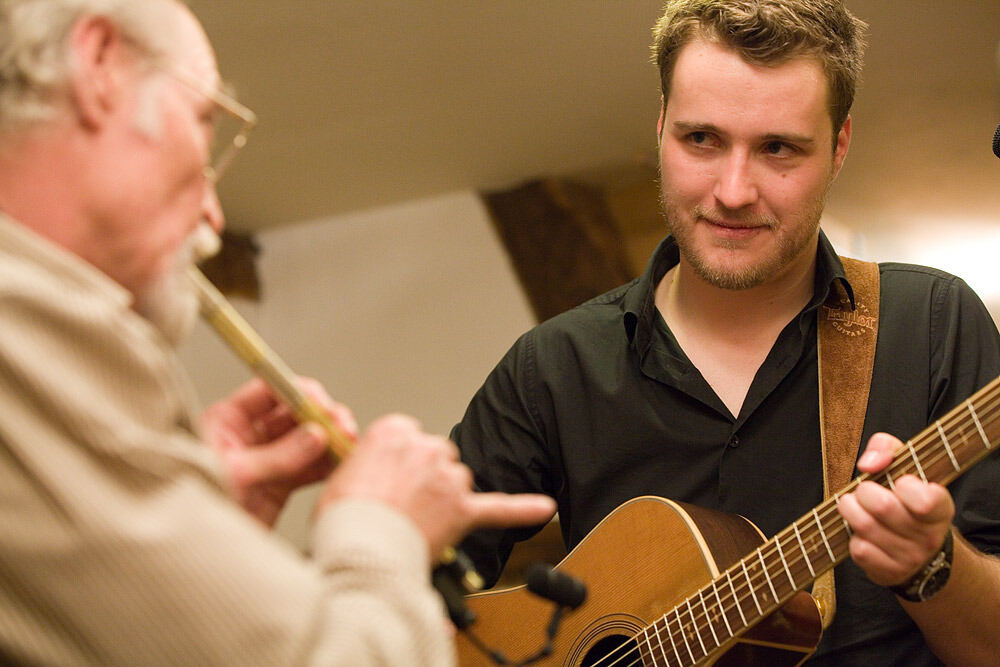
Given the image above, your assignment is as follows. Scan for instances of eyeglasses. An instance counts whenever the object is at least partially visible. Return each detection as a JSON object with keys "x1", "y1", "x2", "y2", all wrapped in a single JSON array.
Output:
[{"x1": 152, "y1": 61, "x2": 258, "y2": 184}]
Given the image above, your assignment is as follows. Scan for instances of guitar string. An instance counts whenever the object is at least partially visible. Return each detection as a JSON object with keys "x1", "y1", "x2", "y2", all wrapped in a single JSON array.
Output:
[{"x1": 584, "y1": 384, "x2": 1000, "y2": 667}]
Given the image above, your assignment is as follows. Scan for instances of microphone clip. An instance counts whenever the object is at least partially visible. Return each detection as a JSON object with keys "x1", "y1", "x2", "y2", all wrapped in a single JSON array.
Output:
[{"x1": 461, "y1": 562, "x2": 588, "y2": 666}]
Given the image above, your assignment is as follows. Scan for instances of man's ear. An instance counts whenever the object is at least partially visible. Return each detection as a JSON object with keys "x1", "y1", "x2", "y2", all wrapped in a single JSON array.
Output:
[
  {"x1": 67, "y1": 15, "x2": 130, "y2": 130},
  {"x1": 831, "y1": 115, "x2": 852, "y2": 180},
  {"x1": 657, "y1": 96, "x2": 665, "y2": 140}
]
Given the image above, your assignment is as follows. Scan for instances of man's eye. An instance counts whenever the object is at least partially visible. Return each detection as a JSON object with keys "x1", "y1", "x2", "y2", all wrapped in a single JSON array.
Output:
[
  {"x1": 764, "y1": 141, "x2": 792, "y2": 156},
  {"x1": 201, "y1": 110, "x2": 217, "y2": 129},
  {"x1": 689, "y1": 131, "x2": 709, "y2": 145}
]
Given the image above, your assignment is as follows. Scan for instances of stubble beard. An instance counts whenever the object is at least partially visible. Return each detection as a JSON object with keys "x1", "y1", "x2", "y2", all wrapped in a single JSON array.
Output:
[{"x1": 661, "y1": 189, "x2": 828, "y2": 291}]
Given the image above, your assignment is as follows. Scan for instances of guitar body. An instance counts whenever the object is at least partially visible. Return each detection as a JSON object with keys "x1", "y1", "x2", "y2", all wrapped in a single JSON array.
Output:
[{"x1": 456, "y1": 496, "x2": 822, "y2": 666}]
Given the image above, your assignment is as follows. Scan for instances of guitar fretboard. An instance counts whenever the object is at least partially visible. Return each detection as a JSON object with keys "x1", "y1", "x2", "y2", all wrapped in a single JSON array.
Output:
[{"x1": 623, "y1": 377, "x2": 1000, "y2": 667}]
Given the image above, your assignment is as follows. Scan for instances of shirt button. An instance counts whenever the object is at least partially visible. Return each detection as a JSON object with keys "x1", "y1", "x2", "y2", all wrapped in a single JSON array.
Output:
[{"x1": 728, "y1": 435, "x2": 740, "y2": 448}]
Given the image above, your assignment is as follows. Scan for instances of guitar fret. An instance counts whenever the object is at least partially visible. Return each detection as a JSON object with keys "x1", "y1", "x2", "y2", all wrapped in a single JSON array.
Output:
[
  {"x1": 652, "y1": 623, "x2": 668, "y2": 666},
  {"x1": 936, "y1": 420, "x2": 961, "y2": 471},
  {"x1": 699, "y1": 589, "x2": 720, "y2": 648},
  {"x1": 686, "y1": 597, "x2": 708, "y2": 657},
  {"x1": 885, "y1": 469, "x2": 896, "y2": 490},
  {"x1": 639, "y1": 627, "x2": 654, "y2": 665},
  {"x1": 757, "y1": 549, "x2": 778, "y2": 605},
  {"x1": 813, "y1": 509, "x2": 836, "y2": 562},
  {"x1": 742, "y1": 560, "x2": 763, "y2": 615},
  {"x1": 652, "y1": 625, "x2": 671, "y2": 665},
  {"x1": 666, "y1": 610, "x2": 684, "y2": 666},
  {"x1": 712, "y1": 580, "x2": 734, "y2": 637},
  {"x1": 678, "y1": 605, "x2": 696, "y2": 666},
  {"x1": 833, "y1": 492, "x2": 852, "y2": 536},
  {"x1": 907, "y1": 440, "x2": 928, "y2": 482},
  {"x1": 967, "y1": 400, "x2": 991, "y2": 450},
  {"x1": 775, "y1": 535, "x2": 796, "y2": 589},
  {"x1": 792, "y1": 523, "x2": 816, "y2": 577},
  {"x1": 727, "y1": 570, "x2": 748, "y2": 626}
]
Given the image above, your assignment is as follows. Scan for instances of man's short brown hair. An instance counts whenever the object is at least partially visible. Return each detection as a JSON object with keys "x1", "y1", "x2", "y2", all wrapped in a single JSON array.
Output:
[{"x1": 652, "y1": 0, "x2": 867, "y2": 134}]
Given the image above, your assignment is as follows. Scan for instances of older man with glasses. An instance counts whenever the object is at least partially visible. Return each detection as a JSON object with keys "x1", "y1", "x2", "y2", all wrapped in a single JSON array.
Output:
[{"x1": 0, "y1": 1, "x2": 555, "y2": 665}]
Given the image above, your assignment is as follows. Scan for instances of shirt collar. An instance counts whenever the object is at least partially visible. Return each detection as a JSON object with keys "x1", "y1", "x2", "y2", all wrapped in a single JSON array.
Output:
[
  {"x1": 0, "y1": 212, "x2": 133, "y2": 310},
  {"x1": 622, "y1": 229, "x2": 855, "y2": 351}
]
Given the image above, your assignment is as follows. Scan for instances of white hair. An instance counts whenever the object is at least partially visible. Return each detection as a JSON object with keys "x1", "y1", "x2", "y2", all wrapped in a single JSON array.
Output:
[{"x1": 0, "y1": 0, "x2": 186, "y2": 135}]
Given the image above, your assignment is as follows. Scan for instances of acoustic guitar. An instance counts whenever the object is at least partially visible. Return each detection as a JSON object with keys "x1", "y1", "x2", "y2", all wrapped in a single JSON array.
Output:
[{"x1": 456, "y1": 376, "x2": 1000, "y2": 666}]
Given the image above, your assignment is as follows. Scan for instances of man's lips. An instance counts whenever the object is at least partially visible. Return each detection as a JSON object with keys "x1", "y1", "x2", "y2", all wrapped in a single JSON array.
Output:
[{"x1": 700, "y1": 217, "x2": 768, "y2": 238}]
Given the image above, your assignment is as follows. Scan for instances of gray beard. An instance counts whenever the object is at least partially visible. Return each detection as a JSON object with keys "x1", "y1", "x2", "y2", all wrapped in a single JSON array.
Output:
[{"x1": 134, "y1": 223, "x2": 219, "y2": 346}]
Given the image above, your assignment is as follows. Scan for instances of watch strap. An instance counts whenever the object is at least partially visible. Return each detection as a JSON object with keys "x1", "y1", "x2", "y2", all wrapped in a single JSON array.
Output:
[{"x1": 889, "y1": 528, "x2": 954, "y2": 602}]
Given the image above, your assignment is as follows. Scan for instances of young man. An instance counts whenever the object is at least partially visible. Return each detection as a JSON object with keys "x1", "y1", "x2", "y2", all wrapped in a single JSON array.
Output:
[
  {"x1": 452, "y1": 1, "x2": 1000, "y2": 664},
  {"x1": 0, "y1": 1, "x2": 554, "y2": 664}
]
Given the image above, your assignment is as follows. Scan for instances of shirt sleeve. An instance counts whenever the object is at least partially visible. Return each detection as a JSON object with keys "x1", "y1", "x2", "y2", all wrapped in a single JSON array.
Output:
[
  {"x1": 451, "y1": 329, "x2": 557, "y2": 586},
  {"x1": 927, "y1": 274, "x2": 1000, "y2": 556},
  {"x1": 0, "y1": 279, "x2": 455, "y2": 665}
]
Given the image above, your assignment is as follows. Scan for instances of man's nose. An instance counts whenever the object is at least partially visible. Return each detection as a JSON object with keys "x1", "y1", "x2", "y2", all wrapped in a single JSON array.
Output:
[
  {"x1": 713, "y1": 149, "x2": 759, "y2": 210},
  {"x1": 202, "y1": 181, "x2": 225, "y2": 234}
]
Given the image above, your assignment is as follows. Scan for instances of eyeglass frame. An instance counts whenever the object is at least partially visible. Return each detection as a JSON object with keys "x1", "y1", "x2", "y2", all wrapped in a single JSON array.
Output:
[{"x1": 147, "y1": 59, "x2": 258, "y2": 184}]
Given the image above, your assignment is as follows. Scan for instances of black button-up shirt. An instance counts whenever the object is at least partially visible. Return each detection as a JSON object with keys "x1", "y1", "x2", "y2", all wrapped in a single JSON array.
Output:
[{"x1": 454, "y1": 232, "x2": 1000, "y2": 665}]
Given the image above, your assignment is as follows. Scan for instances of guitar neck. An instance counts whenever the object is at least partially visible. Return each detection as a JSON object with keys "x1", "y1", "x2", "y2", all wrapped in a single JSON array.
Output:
[{"x1": 638, "y1": 376, "x2": 1000, "y2": 666}]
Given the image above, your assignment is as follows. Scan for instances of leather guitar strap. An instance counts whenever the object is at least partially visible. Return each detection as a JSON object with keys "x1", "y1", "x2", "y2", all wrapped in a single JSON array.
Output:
[{"x1": 813, "y1": 256, "x2": 880, "y2": 629}]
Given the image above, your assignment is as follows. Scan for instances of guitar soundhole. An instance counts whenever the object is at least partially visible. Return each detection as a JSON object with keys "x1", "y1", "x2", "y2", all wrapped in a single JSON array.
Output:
[{"x1": 581, "y1": 634, "x2": 641, "y2": 667}]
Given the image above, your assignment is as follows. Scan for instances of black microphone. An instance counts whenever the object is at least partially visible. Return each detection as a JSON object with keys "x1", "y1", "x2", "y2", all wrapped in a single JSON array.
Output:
[
  {"x1": 461, "y1": 563, "x2": 588, "y2": 665},
  {"x1": 525, "y1": 563, "x2": 587, "y2": 609},
  {"x1": 993, "y1": 123, "x2": 1000, "y2": 159}
]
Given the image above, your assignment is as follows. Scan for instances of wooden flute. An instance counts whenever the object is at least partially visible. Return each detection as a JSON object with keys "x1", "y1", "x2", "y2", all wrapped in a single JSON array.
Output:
[{"x1": 186, "y1": 266, "x2": 355, "y2": 460}]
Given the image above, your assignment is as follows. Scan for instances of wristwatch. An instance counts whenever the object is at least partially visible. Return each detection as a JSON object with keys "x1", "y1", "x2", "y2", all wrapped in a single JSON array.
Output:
[{"x1": 889, "y1": 528, "x2": 954, "y2": 602}]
